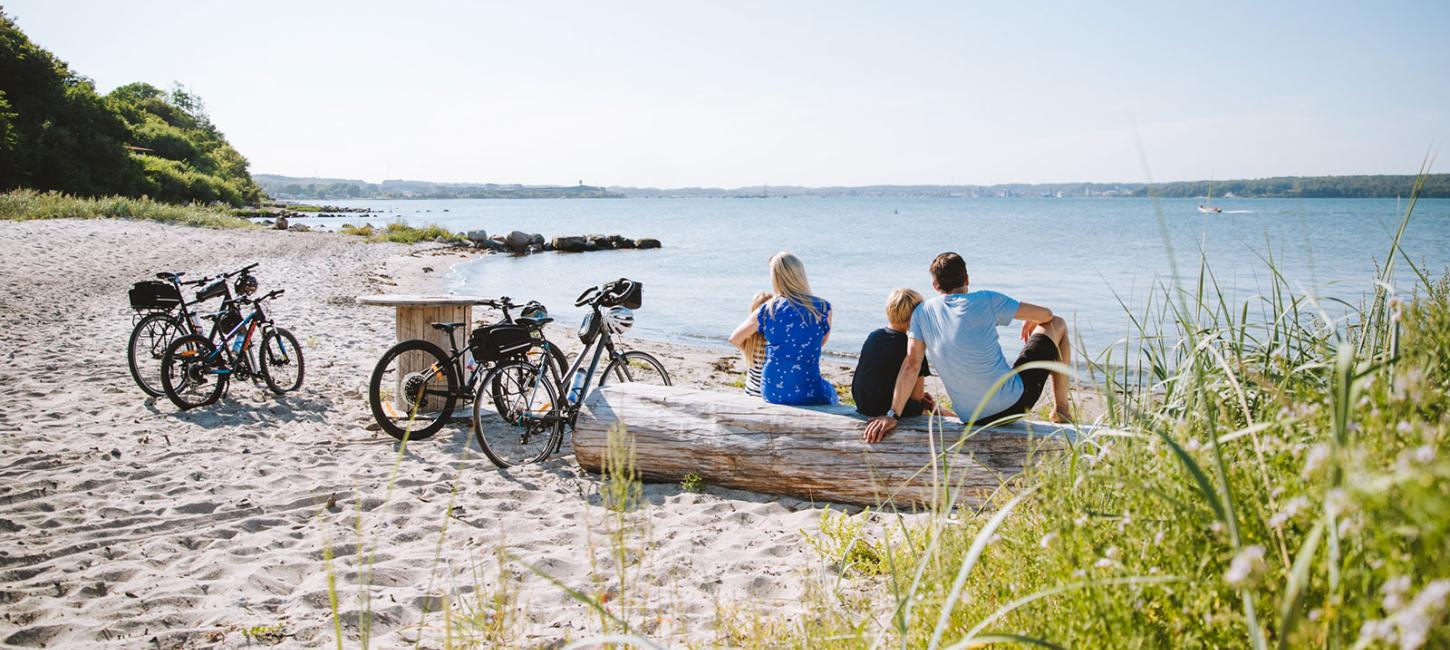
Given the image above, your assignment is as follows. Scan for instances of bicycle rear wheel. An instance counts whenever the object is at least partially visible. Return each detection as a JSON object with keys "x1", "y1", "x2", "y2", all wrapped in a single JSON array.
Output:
[
  {"x1": 160, "y1": 334, "x2": 226, "y2": 409},
  {"x1": 368, "y1": 339, "x2": 459, "y2": 442},
  {"x1": 474, "y1": 360, "x2": 562, "y2": 467},
  {"x1": 598, "y1": 350, "x2": 671, "y2": 388},
  {"x1": 128, "y1": 312, "x2": 182, "y2": 397}
]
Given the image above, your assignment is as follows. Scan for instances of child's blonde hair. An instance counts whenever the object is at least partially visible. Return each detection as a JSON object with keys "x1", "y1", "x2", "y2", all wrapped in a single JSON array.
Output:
[
  {"x1": 743, "y1": 291, "x2": 773, "y2": 368},
  {"x1": 885, "y1": 288, "x2": 924, "y2": 328}
]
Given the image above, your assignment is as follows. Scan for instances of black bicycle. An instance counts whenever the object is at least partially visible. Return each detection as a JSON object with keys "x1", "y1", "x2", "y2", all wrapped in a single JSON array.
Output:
[
  {"x1": 471, "y1": 278, "x2": 670, "y2": 467},
  {"x1": 159, "y1": 289, "x2": 304, "y2": 409},
  {"x1": 127, "y1": 263, "x2": 257, "y2": 397},
  {"x1": 366, "y1": 297, "x2": 569, "y2": 441}
]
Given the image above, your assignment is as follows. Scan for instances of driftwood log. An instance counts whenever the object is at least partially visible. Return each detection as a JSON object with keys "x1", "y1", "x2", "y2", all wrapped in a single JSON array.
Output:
[{"x1": 573, "y1": 383, "x2": 1074, "y2": 508}]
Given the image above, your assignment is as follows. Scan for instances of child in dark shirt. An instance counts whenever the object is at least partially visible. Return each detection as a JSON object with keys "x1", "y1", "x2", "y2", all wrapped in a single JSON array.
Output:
[{"x1": 851, "y1": 288, "x2": 947, "y2": 418}]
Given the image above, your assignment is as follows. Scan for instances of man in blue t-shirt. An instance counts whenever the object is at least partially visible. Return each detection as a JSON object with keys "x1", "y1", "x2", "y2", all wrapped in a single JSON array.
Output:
[{"x1": 863, "y1": 252, "x2": 1072, "y2": 443}]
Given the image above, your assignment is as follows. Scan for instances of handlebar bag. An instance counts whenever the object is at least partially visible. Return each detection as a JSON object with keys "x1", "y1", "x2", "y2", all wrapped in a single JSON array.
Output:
[
  {"x1": 196, "y1": 278, "x2": 228, "y2": 302},
  {"x1": 470, "y1": 324, "x2": 533, "y2": 362},
  {"x1": 607, "y1": 281, "x2": 643, "y2": 309},
  {"x1": 129, "y1": 281, "x2": 182, "y2": 310}
]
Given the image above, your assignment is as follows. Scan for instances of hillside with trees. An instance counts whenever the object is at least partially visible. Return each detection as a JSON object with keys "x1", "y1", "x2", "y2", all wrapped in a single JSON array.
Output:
[{"x1": 0, "y1": 10, "x2": 260, "y2": 205}]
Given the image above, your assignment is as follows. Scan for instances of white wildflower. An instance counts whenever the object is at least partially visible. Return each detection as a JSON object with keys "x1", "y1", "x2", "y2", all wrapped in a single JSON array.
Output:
[
  {"x1": 1094, "y1": 557, "x2": 1115, "y2": 569},
  {"x1": 1039, "y1": 532, "x2": 1057, "y2": 549},
  {"x1": 1308, "y1": 608, "x2": 1322, "y2": 622},
  {"x1": 1185, "y1": 438, "x2": 1203, "y2": 452},
  {"x1": 1224, "y1": 545, "x2": 1266, "y2": 588},
  {"x1": 1210, "y1": 520, "x2": 1226, "y2": 535},
  {"x1": 1413, "y1": 445, "x2": 1435, "y2": 464},
  {"x1": 1303, "y1": 443, "x2": 1332, "y2": 478},
  {"x1": 1104, "y1": 546, "x2": 1119, "y2": 559},
  {"x1": 1383, "y1": 576, "x2": 1413, "y2": 612},
  {"x1": 1397, "y1": 420, "x2": 1414, "y2": 435},
  {"x1": 1325, "y1": 488, "x2": 1352, "y2": 519},
  {"x1": 1153, "y1": 529, "x2": 1165, "y2": 545},
  {"x1": 1118, "y1": 511, "x2": 1133, "y2": 533},
  {"x1": 1074, "y1": 514, "x2": 1089, "y2": 527},
  {"x1": 1270, "y1": 497, "x2": 1311, "y2": 529},
  {"x1": 1396, "y1": 580, "x2": 1450, "y2": 650}
]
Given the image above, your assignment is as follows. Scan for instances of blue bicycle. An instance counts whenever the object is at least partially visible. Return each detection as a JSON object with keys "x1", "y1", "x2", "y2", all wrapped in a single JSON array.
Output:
[{"x1": 158, "y1": 289, "x2": 304, "y2": 409}]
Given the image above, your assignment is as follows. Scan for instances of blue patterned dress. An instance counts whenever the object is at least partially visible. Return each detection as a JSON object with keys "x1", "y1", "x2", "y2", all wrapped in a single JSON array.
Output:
[{"x1": 755, "y1": 296, "x2": 837, "y2": 405}]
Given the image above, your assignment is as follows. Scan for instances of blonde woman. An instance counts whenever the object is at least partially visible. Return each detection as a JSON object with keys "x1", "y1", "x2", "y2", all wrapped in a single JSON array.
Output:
[
  {"x1": 729, "y1": 252, "x2": 837, "y2": 405},
  {"x1": 740, "y1": 291, "x2": 773, "y2": 398}
]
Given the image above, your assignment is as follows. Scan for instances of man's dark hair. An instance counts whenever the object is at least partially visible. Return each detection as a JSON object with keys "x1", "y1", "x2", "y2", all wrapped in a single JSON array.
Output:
[{"x1": 930, "y1": 252, "x2": 968, "y2": 291}]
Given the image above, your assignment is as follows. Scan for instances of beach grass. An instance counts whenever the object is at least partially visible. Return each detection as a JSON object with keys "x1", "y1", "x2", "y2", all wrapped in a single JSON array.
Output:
[
  {"x1": 339, "y1": 222, "x2": 468, "y2": 244},
  {"x1": 0, "y1": 189, "x2": 257, "y2": 229}
]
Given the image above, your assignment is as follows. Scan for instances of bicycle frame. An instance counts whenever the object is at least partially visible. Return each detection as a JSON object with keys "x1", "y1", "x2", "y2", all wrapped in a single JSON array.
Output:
[{"x1": 199, "y1": 299, "x2": 274, "y2": 377}]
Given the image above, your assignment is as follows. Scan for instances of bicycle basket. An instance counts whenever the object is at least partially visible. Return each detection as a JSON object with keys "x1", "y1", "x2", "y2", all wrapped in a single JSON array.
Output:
[
  {"x1": 129, "y1": 281, "x2": 181, "y2": 311},
  {"x1": 196, "y1": 278, "x2": 228, "y2": 302},
  {"x1": 470, "y1": 323, "x2": 533, "y2": 362},
  {"x1": 605, "y1": 281, "x2": 642, "y2": 309}
]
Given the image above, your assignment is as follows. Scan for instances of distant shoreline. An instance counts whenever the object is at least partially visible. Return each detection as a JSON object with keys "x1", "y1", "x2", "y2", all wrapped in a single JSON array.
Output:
[{"x1": 257, "y1": 173, "x2": 1450, "y2": 201}]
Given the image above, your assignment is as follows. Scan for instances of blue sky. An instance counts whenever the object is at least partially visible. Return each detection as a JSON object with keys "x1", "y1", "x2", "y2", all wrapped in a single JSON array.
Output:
[{"x1": 7, "y1": 1, "x2": 1448, "y2": 186}]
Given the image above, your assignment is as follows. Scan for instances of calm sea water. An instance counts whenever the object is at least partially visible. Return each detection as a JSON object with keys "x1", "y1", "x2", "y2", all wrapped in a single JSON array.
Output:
[{"x1": 321, "y1": 197, "x2": 1450, "y2": 359}]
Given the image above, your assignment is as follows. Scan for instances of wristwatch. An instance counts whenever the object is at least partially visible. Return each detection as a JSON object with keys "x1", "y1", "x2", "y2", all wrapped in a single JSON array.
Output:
[{"x1": 885, "y1": 408, "x2": 898, "y2": 420}]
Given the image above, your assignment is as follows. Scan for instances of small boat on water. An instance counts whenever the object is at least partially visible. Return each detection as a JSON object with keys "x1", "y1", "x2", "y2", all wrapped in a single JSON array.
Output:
[{"x1": 1199, "y1": 178, "x2": 1223, "y2": 214}]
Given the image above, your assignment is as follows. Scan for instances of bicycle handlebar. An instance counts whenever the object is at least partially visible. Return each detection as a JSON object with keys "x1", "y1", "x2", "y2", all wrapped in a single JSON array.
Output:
[{"x1": 574, "y1": 278, "x2": 635, "y2": 308}]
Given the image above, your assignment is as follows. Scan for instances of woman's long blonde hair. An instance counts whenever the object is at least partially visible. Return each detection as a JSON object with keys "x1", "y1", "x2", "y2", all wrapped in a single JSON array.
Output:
[
  {"x1": 743, "y1": 291, "x2": 773, "y2": 368},
  {"x1": 767, "y1": 251, "x2": 823, "y2": 320}
]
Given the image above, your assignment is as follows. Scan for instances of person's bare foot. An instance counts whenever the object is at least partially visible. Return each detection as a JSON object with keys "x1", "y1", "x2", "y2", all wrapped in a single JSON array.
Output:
[{"x1": 1050, "y1": 408, "x2": 1074, "y2": 424}]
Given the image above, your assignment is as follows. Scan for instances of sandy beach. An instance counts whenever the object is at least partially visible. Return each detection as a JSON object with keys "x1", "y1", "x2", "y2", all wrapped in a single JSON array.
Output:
[{"x1": 0, "y1": 219, "x2": 967, "y2": 647}]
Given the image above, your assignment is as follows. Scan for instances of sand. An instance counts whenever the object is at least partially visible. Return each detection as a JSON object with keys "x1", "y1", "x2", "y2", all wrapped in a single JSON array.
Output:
[
  {"x1": 0, "y1": 219, "x2": 921, "y2": 648},
  {"x1": 0, "y1": 219, "x2": 1100, "y2": 647}
]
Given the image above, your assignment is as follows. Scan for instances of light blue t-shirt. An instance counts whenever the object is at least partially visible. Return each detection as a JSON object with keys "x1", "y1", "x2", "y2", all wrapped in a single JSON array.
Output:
[{"x1": 908, "y1": 291, "x2": 1022, "y2": 421}]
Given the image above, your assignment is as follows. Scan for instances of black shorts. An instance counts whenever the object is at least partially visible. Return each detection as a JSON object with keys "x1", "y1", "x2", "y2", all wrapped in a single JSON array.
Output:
[{"x1": 977, "y1": 333, "x2": 1058, "y2": 423}]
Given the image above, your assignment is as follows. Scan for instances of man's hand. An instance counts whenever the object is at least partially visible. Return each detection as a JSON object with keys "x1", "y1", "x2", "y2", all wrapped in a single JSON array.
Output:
[
  {"x1": 1021, "y1": 319, "x2": 1039, "y2": 342},
  {"x1": 863, "y1": 415, "x2": 897, "y2": 444}
]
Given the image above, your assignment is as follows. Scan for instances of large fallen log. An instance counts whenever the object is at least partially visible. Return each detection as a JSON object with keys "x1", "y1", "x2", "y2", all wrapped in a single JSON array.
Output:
[{"x1": 573, "y1": 383, "x2": 1075, "y2": 508}]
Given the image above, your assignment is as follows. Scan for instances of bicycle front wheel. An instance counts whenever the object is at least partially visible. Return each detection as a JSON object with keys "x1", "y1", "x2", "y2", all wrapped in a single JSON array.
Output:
[
  {"x1": 368, "y1": 339, "x2": 459, "y2": 442},
  {"x1": 128, "y1": 312, "x2": 183, "y2": 397},
  {"x1": 160, "y1": 334, "x2": 225, "y2": 410},
  {"x1": 260, "y1": 327, "x2": 305, "y2": 394},
  {"x1": 598, "y1": 350, "x2": 672, "y2": 388},
  {"x1": 474, "y1": 361, "x2": 562, "y2": 467}
]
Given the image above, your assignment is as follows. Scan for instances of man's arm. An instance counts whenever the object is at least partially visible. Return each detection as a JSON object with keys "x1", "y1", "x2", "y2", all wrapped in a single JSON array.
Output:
[
  {"x1": 1015, "y1": 301, "x2": 1054, "y2": 342},
  {"x1": 863, "y1": 338, "x2": 926, "y2": 443}
]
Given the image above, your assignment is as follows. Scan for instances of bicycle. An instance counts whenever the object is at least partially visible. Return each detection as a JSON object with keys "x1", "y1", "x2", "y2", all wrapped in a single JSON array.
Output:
[
  {"x1": 126, "y1": 263, "x2": 257, "y2": 397},
  {"x1": 366, "y1": 297, "x2": 569, "y2": 441},
  {"x1": 471, "y1": 278, "x2": 670, "y2": 467},
  {"x1": 158, "y1": 289, "x2": 305, "y2": 409}
]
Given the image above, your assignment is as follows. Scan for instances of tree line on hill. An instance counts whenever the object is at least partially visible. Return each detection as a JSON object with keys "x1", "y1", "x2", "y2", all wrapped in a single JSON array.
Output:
[
  {"x1": 1135, "y1": 175, "x2": 1450, "y2": 199},
  {"x1": 0, "y1": 10, "x2": 260, "y2": 205},
  {"x1": 254, "y1": 175, "x2": 623, "y2": 200}
]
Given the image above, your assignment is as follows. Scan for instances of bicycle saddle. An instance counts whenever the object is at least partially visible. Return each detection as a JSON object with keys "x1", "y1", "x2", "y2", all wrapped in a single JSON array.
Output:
[
  {"x1": 517, "y1": 316, "x2": 554, "y2": 327},
  {"x1": 156, "y1": 272, "x2": 184, "y2": 280},
  {"x1": 430, "y1": 321, "x2": 467, "y2": 332}
]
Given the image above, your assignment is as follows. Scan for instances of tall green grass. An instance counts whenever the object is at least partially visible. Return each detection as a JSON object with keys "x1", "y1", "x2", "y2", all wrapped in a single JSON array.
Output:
[
  {"x1": 0, "y1": 189, "x2": 256, "y2": 229},
  {"x1": 339, "y1": 222, "x2": 468, "y2": 244}
]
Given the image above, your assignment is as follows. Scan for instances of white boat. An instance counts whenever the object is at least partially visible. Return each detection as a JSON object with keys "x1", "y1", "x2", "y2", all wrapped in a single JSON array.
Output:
[{"x1": 1199, "y1": 178, "x2": 1223, "y2": 214}]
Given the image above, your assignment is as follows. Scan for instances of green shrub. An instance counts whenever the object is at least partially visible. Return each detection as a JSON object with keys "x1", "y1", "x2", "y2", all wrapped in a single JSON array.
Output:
[{"x1": 0, "y1": 189, "x2": 254, "y2": 229}]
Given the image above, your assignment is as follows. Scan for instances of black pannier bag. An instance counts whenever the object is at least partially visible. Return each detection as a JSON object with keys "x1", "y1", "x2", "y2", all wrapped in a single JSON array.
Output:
[
  {"x1": 196, "y1": 278, "x2": 228, "y2": 302},
  {"x1": 217, "y1": 309, "x2": 244, "y2": 336},
  {"x1": 609, "y1": 280, "x2": 643, "y2": 309},
  {"x1": 470, "y1": 324, "x2": 533, "y2": 362},
  {"x1": 129, "y1": 281, "x2": 182, "y2": 311}
]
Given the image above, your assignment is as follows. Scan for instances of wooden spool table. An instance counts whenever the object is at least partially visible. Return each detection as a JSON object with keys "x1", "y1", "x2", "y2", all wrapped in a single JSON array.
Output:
[{"x1": 357, "y1": 294, "x2": 490, "y2": 412}]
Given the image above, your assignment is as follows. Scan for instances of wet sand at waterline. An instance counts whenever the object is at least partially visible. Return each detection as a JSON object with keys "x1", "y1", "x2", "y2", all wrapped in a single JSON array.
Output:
[{"x1": 0, "y1": 219, "x2": 1098, "y2": 646}]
